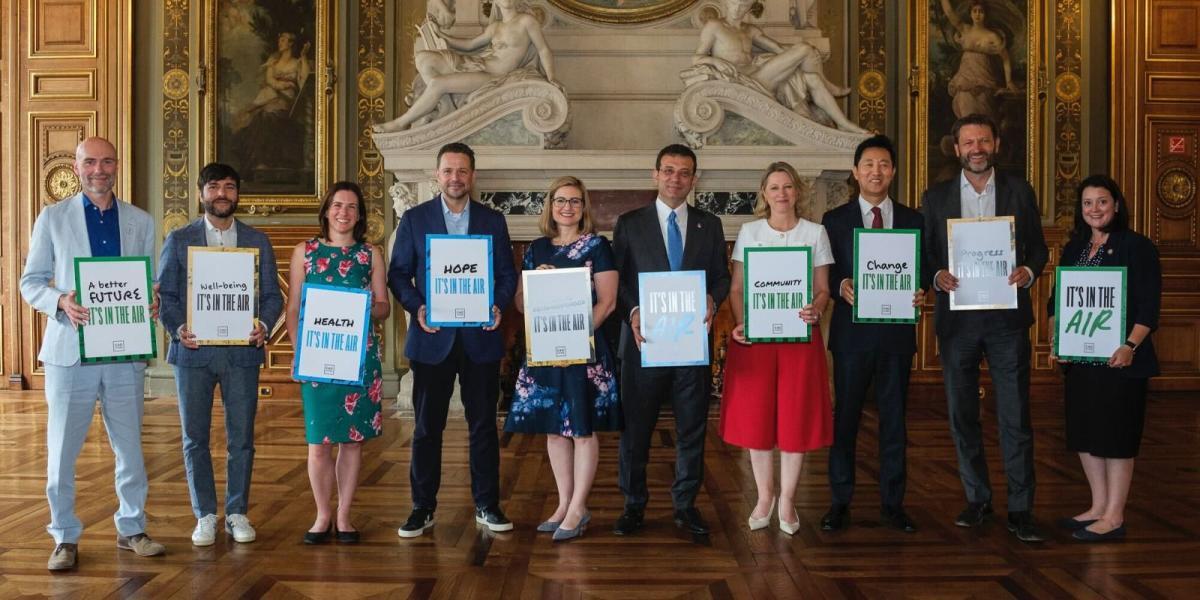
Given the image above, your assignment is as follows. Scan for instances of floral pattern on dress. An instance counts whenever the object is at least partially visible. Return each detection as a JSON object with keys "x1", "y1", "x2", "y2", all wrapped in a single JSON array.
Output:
[
  {"x1": 300, "y1": 239, "x2": 384, "y2": 444},
  {"x1": 503, "y1": 234, "x2": 621, "y2": 437}
]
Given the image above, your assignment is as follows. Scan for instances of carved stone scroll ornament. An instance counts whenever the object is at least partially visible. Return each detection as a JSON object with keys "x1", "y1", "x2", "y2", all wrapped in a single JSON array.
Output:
[
  {"x1": 374, "y1": 78, "x2": 569, "y2": 151},
  {"x1": 674, "y1": 81, "x2": 867, "y2": 150}
]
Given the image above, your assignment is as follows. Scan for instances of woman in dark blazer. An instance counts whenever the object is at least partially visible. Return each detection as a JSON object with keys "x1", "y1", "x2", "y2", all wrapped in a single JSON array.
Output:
[{"x1": 1048, "y1": 174, "x2": 1161, "y2": 542}]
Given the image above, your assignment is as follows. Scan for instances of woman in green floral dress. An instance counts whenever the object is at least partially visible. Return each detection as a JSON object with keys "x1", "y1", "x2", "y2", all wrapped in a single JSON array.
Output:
[{"x1": 286, "y1": 181, "x2": 390, "y2": 543}]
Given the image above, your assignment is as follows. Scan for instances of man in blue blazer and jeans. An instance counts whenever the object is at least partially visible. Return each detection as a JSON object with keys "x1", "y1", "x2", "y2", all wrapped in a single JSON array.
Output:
[
  {"x1": 389, "y1": 143, "x2": 518, "y2": 537},
  {"x1": 157, "y1": 163, "x2": 283, "y2": 547}
]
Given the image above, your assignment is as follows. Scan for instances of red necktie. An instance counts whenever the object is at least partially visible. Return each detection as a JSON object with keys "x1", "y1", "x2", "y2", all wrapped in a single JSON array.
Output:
[{"x1": 871, "y1": 206, "x2": 883, "y2": 229}]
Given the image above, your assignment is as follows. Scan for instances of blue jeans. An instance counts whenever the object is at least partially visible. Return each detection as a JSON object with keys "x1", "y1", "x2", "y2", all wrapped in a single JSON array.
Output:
[
  {"x1": 174, "y1": 352, "x2": 260, "y2": 518},
  {"x1": 44, "y1": 362, "x2": 148, "y2": 543}
]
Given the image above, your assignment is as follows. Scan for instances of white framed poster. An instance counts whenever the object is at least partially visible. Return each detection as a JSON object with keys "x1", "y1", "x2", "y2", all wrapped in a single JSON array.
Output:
[
  {"x1": 638, "y1": 270, "x2": 708, "y2": 367},
  {"x1": 293, "y1": 284, "x2": 372, "y2": 386},
  {"x1": 1054, "y1": 267, "x2": 1127, "y2": 363},
  {"x1": 947, "y1": 216, "x2": 1017, "y2": 310},
  {"x1": 425, "y1": 234, "x2": 494, "y2": 327},
  {"x1": 74, "y1": 256, "x2": 157, "y2": 363},
  {"x1": 187, "y1": 247, "x2": 259, "y2": 345},
  {"x1": 523, "y1": 267, "x2": 594, "y2": 366},
  {"x1": 853, "y1": 229, "x2": 921, "y2": 324},
  {"x1": 743, "y1": 246, "x2": 812, "y2": 342}
]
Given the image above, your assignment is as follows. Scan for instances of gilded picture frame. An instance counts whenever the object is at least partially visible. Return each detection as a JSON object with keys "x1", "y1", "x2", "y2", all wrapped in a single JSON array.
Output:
[
  {"x1": 546, "y1": 0, "x2": 698, "y2": 24},
  {"x1": 908, "y1": 0, "x2": 1047, "y2": 217},
  {"x1": 201, "y1": 0, "x2": 335, "y2": 214}
]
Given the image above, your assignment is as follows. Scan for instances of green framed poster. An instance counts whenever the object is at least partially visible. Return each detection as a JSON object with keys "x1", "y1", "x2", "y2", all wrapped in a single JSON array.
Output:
[
  {"x1": 73, "y1": 256, "x2": 157, "y2": 363},
  {"x1": 743, "y1": 246, "x2": 812, "y2": 343},
  {"x1": 1054, "y1": 266, "x2": 1127, "y2": 363},
  {"x1": 853, "y1": 228, "x2": 921, "y2": 324}
]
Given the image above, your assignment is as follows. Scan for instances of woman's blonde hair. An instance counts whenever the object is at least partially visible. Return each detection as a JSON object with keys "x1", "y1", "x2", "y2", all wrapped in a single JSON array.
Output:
[
  {"x1": 752, "y1": 161, "x2": 806, "y2": 219},
  {"x1": 539, "y1": 175, "x2": 596, "y2": 238}
]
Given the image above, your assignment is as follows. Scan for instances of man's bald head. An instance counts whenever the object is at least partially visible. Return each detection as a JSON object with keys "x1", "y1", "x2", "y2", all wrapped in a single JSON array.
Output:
[{"x1": 73, "y1": 136, "x2": 119, "y2": 202}]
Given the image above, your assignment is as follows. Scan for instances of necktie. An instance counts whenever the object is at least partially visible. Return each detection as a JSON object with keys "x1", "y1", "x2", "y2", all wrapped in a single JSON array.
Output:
[
  {"x1": 871, "y1": 206, "x2": 883, "y2": 229},
  {"x1": 667, "y1": 211, "x2": 683, "y2": 271}
]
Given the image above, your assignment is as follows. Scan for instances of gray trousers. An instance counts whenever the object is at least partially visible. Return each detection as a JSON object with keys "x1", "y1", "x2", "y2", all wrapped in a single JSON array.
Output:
[{"x1": 938, "y1": 316, "x2": 1036, "y2": 512}]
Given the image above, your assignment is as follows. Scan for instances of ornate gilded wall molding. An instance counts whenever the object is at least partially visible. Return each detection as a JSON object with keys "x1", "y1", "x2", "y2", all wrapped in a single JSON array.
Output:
[
  {"x1": 357, "y1": 0, "x2": 387, "y2": 244},
  {"x1": 856, "y1": 0, "x2": 885, "y2": 133},
  {"x1": 1053, "y1": 0, "x2": 1083, "y2": 228},
  {"x1": 162, "y1": 0, "x2": 190, "y2": 235}
]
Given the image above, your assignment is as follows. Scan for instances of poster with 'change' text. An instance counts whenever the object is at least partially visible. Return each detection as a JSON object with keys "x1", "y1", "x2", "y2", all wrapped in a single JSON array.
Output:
[{"x1": 854, "y1": 229, "x2": 921, "y2": 324}]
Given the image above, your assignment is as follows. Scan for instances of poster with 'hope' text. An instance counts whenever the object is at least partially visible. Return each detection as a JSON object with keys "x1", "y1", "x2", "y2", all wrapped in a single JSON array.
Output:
[{"x1": 425, "y1": 234, "x2": 494, "y2": 327}]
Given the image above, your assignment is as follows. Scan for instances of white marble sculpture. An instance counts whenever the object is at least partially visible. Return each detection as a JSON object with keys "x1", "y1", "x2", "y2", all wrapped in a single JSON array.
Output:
[
  {"x1": 374, "y1": 0, "x2": 558, "y2": 134},
  {"x1": 680, "y1": 0, "x2": 867, "y2": 135}
]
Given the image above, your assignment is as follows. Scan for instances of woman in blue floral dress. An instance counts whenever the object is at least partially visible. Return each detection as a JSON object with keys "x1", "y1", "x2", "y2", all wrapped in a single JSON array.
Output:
[
  {"x1": 285, "y1": 182, "x2": 390, "y2": 544},
  {"x1": 505, "y1": 176, "x2": 619, "y2": 541}
]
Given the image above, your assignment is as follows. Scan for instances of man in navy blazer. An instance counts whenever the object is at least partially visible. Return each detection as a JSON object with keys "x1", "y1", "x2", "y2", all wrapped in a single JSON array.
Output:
[
  {"x1": 611, "y1": 144, "x2": 731, "y2": 537},
  {"x1": 820, "y1": 135, "x2": 926, "y2": 533},
  {"x1": 157, "y1": 163, "x2": 283, "y2": 547},
  {"x1": 921, "y1": 114, "x2": 1049, "y2": 543},
  {"x1": 388, "y1": 143, "x2": 517, "y2": 537}
]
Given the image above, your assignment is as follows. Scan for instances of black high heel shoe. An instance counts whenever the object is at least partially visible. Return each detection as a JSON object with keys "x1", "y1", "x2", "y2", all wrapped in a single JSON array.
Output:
[{"x1": 303, "y1": 524, "x2": 333, "y2": 544}]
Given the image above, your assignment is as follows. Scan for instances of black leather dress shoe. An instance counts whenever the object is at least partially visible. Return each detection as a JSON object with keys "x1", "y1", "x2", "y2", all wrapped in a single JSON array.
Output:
[
  {"x1": 1056, "y1": 516, "x2": 1098, "y2": 531},
  {"x1": 821, "y1": 504, "x2": 849, "y2": 531},
  {"x1": 880, "y1": 507, "x2": 917, "y2": 533},
  {"x1": 673, "y1": 508, "x2": 710, "y2": 535},
  {"x1": 1006, "y1": 511, "x2": 1046, "y2": 543},
  {"x1": 303, "y1": 525, "x2": 333, "y2": 545},
  {"x1": 954, "y1": 501, "x2": 993, "y2": 528},
  {"x1": 613, "y1": 508, "x2": 644, "y2": 536}
]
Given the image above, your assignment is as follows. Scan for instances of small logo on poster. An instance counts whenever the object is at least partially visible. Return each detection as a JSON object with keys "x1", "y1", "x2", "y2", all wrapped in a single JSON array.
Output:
[
  {"x1": 555, "y1": 346, "x2": 566, "y2": 357},
  {"x1": 977, "y1": 291, "x2": 989, "y2": 302},
  {"x1": 217, "y1": 325, "x2": 229, "y2": 337},
  {"x1": 113, "y1": 340, "x2": 126, "y2": 352},
  {"x1": 323, "y1": 364, "x2": 336, "y2": 376},
  {"x1": 1084, "y1": 342, "x2": 1095, "y2": 354},
  {"x1": 454, "y1": 308, "x2": 466, "y2": 319},
  {"x1": 882, "y1": 304, "x2": 892, "y2": 315},
  {"x1": 772, "y1": 323, "x2": 783, "y2": 334}
]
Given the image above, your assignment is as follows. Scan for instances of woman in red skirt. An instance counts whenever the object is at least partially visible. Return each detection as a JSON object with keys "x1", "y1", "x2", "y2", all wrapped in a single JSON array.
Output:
[{"x1": 721, "y1": 161, "x2": 834, "y2": 535}]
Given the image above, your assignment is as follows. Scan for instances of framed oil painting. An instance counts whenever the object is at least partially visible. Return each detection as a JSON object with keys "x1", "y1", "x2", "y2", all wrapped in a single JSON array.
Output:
[
  {"x1": 546, "y1": 0, "x2": 698, "y2": 23},
  {"x1": 202, "y1": 0, "x2": 334, "y2": 213},
  {"x1": 910, "y1": 0, "x2": 1045, "y2": 214}
]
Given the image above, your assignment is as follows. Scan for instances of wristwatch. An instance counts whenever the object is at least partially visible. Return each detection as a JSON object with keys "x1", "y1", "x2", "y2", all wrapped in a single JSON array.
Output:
[{"x1": 1123, "y1": 340, "x2": 1138, "y2": 351}]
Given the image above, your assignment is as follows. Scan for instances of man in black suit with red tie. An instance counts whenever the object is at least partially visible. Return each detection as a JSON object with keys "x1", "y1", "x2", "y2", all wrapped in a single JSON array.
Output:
[
  {"x1": 820, "y1": 135, "x2": 926, "y2": 533},
  {"x1": 611, "y1": 144, "x2": 731, "y2": 536}
]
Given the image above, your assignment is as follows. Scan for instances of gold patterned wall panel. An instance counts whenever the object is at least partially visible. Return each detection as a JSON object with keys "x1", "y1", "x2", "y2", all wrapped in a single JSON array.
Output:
[
  {"x1": 356, "y1": 0, "x2": 387, "y2": 244},
  {"x1": 26, "y1": 112, "x2": 91, "y2": 207},
  {"x1": 29, "y1": 0, "x2": 95, "y2": 58},
  {"x1": 1052, "y1": 0, "x2": 1082, "y2": 228},
  {"x1": 161, "y1": 0, "x2": 189, "y2": 235},
  {"x1": 855, "y1": 0, "x2": 886, "y2": 134}
]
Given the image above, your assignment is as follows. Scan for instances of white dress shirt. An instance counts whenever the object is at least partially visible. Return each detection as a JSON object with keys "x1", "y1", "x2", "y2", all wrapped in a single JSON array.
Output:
[
  {"x1": 959, "y1": 170, "x2": 996, "y2": 218},
  {"x1": 858, "y1": 196, "x2": 894, "y2": 229},
  {"x1": 204, "y1": 215, "x2": 238, "y2": 247}
]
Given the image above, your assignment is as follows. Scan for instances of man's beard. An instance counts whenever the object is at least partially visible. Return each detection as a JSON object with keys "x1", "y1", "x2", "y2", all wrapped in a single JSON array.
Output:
[
  {"x1": 959, "y1": 152, "x2": 995, "y2": 174},
  {"x1": 204, "y1": 199, "x2": 238, "y2": 218}
]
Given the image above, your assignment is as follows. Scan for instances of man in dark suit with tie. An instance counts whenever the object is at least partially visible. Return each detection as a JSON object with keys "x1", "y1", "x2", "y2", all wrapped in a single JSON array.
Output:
[
  {"x1": 820, "y1": 135, "x2": 925, "y2": 533},
  {"x1": 611, "y1": 144, "x2": 731, "y2": 536},
  {"x1": 921, "y1": 114, "x2": 1049, "y2": 543},
  {"x1": 388, "y1": 142, "x2": 518, "y2": 537}
]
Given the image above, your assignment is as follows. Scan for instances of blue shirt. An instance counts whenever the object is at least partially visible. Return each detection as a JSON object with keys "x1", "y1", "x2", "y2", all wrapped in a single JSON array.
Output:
[
  {"x1": 441, "y1": 195, "x2": 470, "y2": 235},
  {"x1": 82, "y1": 194, "x2": 121, "y2": 257}
]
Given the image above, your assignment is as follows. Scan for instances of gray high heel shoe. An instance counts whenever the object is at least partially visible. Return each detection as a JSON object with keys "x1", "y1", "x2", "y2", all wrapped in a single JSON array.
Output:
[
  {"x1": 552, "y1": 512, "x2": 591, "y2": 542},
  {"x1": 536, "y1": 520, "x2": 561, "y2": 533}
]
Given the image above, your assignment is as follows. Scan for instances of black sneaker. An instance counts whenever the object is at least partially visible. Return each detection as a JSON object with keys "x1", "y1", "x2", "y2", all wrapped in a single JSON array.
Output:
[
  {"x1": 1006, "y1": 511, "x2": 1046, "y2": 543},
  {"x1": 475, "y1": 505, "x2": 514, "y2": 532},
  {"x1": 954, "y1": 502, "x2": 993, "y2": 528},
  {"x1": 397, "y1": 508, "x2": 436, "y2": 538}
]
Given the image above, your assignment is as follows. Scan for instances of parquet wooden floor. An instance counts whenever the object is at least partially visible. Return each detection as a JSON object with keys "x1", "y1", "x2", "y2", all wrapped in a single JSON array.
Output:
[{"x1": 1, "y1": 387, "x2": 1198, "y2": 599}]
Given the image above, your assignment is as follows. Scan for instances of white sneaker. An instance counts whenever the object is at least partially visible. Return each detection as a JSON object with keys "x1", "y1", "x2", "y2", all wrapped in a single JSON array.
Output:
[
  {"x1": 225, "y1": 514, "x2": 256, "y2": 543},
  {"x1": 192, "y1": 514, "x2": 218, "y2": 546}
]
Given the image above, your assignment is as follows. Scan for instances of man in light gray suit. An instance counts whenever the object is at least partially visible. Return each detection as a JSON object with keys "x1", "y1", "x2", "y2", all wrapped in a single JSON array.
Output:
[
  {"x1": 20, "y1": 137, "x2": 166, "y2": 571},
  {"x1": 156, "y1": 163, "x2": 282, "y2": 547}
]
